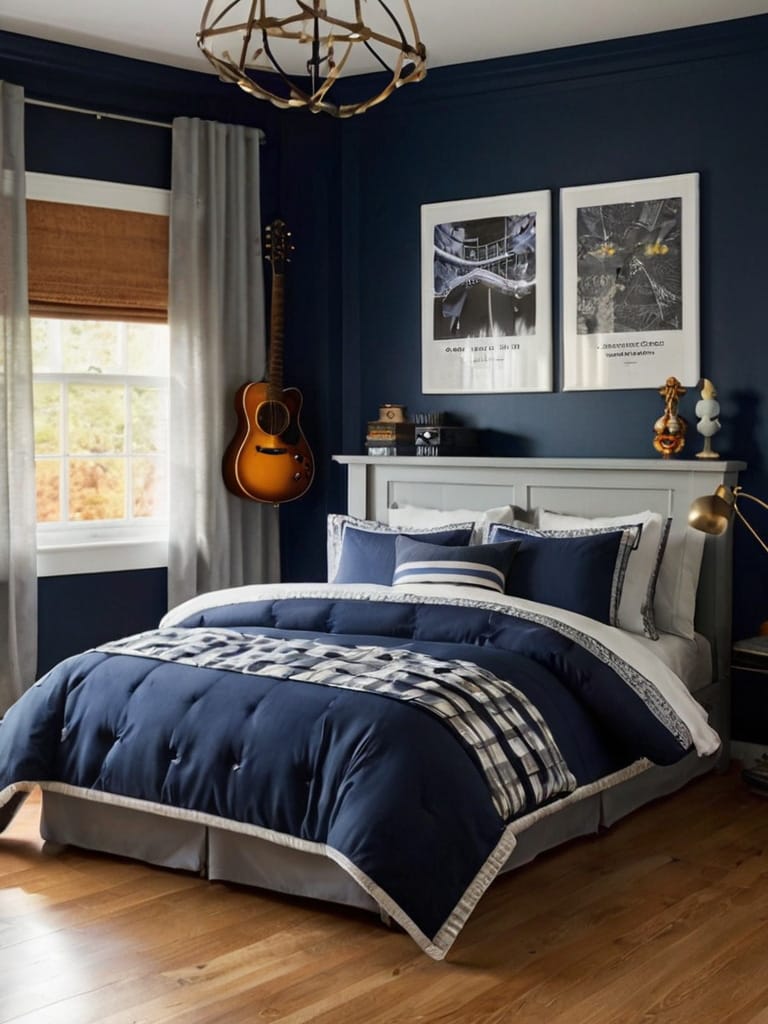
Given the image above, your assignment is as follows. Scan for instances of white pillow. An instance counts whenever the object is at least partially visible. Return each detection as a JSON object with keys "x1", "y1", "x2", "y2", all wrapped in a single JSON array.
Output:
[
  {"x1": 653, "y1": 528, "x2": 705, "y2": 640},
  {"x1": 388, "y1": 504, "x2": 522, "y2": 544},
  {"x1": 536, "y1": 509, "x2": 669, "y2": 639}
]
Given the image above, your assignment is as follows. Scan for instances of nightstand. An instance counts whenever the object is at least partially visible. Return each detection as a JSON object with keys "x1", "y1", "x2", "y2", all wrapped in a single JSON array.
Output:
[
  {"x1": 732, "y1": 635, "x2": 768, "y2": 675},
  {"x1": 733, "y1": 636, "x2": 768, "y2": 794}
]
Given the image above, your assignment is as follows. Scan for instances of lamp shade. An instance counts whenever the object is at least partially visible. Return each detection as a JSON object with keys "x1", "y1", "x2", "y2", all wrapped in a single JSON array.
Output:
[{"x1": 688, "y1": 485, "x2": 735, "y2": 536}]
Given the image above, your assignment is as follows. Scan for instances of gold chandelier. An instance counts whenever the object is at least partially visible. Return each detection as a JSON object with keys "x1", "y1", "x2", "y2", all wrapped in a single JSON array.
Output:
[{"x1": 198, "y1": 1, "x2": 427, "y2": 118}]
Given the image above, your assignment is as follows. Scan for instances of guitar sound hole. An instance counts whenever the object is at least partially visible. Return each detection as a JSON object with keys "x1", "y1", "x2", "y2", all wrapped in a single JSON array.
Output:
[{"x1": 255, "y1": 400, "x2": 290, "y2": 437}]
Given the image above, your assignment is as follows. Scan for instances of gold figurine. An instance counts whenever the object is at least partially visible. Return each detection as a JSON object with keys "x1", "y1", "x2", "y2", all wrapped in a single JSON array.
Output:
[{"x1": 653, "y1": 376, "x2": 687, "y2": 458}]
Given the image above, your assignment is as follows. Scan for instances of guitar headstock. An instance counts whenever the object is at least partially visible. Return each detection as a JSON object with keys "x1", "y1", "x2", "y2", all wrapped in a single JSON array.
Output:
[{"x1": 265, "y1": 219, "x2": 294, "y2": 273}]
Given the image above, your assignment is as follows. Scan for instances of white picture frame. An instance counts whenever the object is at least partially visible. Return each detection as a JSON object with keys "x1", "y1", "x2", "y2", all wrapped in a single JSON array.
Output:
[
  {"x1": 421, "y1": 190, "x2": 552, "y2": 394},
  {"x1": 561, "y1": 172, "x2": 700, "y2": 391}
]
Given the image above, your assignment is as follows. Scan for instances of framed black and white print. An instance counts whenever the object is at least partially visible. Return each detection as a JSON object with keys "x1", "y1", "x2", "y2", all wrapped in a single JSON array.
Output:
[
  {"x1": 421, "y1": 190, "x2": 552, "y2": 394},
  {"x1": 561, "y1": 173, "x2": 700, "y2": 391}
]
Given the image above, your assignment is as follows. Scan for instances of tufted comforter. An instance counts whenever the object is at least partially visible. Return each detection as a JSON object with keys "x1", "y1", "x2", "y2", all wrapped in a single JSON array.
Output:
[{"x1": 0, "y1": 583, "x2": 719, "y2": 958}]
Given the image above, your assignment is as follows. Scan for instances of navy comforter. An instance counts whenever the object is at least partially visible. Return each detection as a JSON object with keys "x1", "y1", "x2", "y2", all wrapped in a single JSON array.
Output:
[{"x1": 0, "y1": 584, "x2": 716, "y2": 958}]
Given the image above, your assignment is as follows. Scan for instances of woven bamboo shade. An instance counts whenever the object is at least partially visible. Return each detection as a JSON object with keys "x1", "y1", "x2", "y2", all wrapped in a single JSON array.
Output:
[{"x1": 27, "y1": 200, "x2": 168, "y2": 322}]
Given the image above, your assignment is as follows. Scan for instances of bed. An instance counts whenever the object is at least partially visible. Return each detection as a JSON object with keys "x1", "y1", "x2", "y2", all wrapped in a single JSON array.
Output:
[{"x1": 0, "y1": 456, "x2": 745, "y2": 960}]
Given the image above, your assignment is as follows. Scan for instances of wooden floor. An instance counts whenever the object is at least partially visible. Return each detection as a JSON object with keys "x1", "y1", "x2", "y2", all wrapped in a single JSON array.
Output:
[{"x1": 2, "y1": 771, "x2": 768, "y2": 1023}]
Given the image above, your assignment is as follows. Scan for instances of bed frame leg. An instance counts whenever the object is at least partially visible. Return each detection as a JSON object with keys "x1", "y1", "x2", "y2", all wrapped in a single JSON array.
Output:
[{"x1": 0, "y1": 791, "x2": 28, "y2": 834}]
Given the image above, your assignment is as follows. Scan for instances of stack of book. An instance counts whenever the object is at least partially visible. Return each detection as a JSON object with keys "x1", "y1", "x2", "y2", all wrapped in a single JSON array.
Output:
[{"x1": 365, "y1": 420, "x2": 416, "y2": 456}]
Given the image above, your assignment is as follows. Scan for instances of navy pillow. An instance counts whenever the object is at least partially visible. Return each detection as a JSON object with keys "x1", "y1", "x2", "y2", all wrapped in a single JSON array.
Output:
[
  {"x1": 393, "y1": 536, "x2": 520, "y2": 593},
  {"x1": 334, "y1": 524, "x2": 473, "y2": 585},
  {"x1": 487, "y1": 523, "x2": 630, "y2": 623}
]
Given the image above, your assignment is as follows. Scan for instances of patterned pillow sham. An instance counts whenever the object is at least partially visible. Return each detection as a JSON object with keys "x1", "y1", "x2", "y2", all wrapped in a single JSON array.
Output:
[
  {"x1": 327, "y1": 515, "x2": 473, "y2": 585},
  {"x1": 487, "y1": 522, "x2": 640, "y2": 626},
  {"x1": 536, "y1": 510, "x2": 670, "y2": 640}
]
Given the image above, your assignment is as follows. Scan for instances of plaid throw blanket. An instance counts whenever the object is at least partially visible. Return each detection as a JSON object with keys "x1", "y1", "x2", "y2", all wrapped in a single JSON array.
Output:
[{"x1": 100, "y1": 627, "x2": 576, "y2": 820}]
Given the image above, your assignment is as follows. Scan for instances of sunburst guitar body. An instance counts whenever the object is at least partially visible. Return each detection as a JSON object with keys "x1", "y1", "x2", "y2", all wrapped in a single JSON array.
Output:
[
  {"x1": 223, "y1": 381, "x2": 313, "y2": 503},
  {"x1": 222, "y1": 220, "x2": 314, "y2": 504}
]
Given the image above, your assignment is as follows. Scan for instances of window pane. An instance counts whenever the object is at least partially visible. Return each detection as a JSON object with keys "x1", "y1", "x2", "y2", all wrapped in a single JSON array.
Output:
[
  {"x1": 126, "y1": 323, "x2": 169, "y2": 376},
  {"x1": 32, "y1": 314, "x2": 169, "y2": 530},
  {"x1": 31, "y1": 318, "x2": 60, "y2": 371},
  {"x1": 35, "y1": 460, "x2": 61, "y2": 523},
  {"x1": 33, "y1": 382, "x2": 61, "y2": 454},
  {"x1": 132, "y1": 458, "x2": 165, "y2": 518},
  {"x1": 61, "y1": 320, "x2": 121, "y2": 373},
  {"x1": 69, "y1": 459, "x2": 125, "y2": 521},
  {"x1": 131, "y1": 387, "x2": 165, "y2": 454},
  {"x1": 68, "y1": 384, "x2": 126, "y2": 454}
]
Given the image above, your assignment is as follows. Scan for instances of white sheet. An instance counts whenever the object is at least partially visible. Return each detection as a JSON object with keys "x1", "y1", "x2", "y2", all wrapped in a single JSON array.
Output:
[
  {"x1": 162, "y1": 581, "x2": 721, "y2": 758},
  {"x1": 631, "y1": 631, "x2": 712, "y2": 694}
]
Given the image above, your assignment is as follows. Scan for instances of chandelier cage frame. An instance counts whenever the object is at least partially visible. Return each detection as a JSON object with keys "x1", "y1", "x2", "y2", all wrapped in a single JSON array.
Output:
[{"x1": 198, "y1": 0, "x2": 427, "y2": 117}]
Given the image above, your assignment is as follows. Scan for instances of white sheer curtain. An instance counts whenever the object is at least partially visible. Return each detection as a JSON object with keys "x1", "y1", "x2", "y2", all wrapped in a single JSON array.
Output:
[
  {"x1": 0, "y1": 81, "x2": 37, "y2": 713},
  {"x1": 168, "y1": 118, "x2": 280, "y2": 611}
]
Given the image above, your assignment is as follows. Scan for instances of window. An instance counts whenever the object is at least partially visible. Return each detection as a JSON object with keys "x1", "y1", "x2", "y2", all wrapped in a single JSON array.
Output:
[
  {"x1": 27, "y1": 173, "x2": 170, "y2": 576},
  {"x1": 33, "y1": 316, "x2": 169, "y2": 532}
]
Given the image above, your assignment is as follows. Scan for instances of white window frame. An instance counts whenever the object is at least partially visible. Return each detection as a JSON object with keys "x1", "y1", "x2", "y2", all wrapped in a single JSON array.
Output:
[{"x1": 28, "y1": 172, "x2": 171, "y2": 577}]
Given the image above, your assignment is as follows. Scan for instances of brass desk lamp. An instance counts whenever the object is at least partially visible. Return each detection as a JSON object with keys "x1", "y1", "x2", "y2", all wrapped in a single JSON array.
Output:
[
  {"x1": 690, "y1": 484, "x2": 768, "y2": 791},
  {"x1": 688, "y1": 485, "x2": 768, "y2": 557}
]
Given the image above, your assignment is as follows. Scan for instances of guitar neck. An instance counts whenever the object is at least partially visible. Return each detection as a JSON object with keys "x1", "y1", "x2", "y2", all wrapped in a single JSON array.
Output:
[{"x1": 268, "y1": 271, "x2": 285, "y2": 395}]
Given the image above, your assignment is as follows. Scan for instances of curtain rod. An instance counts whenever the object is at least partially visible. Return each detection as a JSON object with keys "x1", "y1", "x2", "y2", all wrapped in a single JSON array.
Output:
[
  {"x1": 24, "y1": 98, "x2": 266, "y2": 139},
  {"x1": 25, "y1": 97, "x2": 172, "y2": 129}
]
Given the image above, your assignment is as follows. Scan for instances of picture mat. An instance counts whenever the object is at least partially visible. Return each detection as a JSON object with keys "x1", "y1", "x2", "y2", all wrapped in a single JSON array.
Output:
[
  {"x1": 421, "y1": 190, "x2": 552, "y2": 394},
  {"x1": 561, "y1": 173, "x2": 699, "y2": 391}
]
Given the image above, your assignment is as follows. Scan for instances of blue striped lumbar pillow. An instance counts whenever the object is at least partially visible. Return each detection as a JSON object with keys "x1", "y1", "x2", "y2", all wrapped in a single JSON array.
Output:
[{"x1": 392, "y1": 535, "x2": 520, "y2": 594}]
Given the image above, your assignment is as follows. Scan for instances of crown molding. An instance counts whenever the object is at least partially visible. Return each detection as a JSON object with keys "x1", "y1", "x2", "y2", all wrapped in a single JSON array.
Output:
[{"x1": 360, "y1": 13, "x2": 768, "y2": 117}]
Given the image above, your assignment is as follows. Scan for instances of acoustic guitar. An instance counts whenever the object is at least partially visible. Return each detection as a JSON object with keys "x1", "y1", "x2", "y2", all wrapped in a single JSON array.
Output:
[{"x1": 222, "y1": 219, "x2": 314, "y2": 504}]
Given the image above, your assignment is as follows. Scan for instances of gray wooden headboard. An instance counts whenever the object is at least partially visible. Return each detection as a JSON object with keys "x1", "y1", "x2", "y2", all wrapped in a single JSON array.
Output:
[{"x1": 333, "y1": 455, "x2": 746, "y2": 745}]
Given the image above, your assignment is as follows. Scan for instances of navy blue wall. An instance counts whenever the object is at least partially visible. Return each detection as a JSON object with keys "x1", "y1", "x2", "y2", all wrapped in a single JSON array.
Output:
[
  {"x1": 37, "y1": 569, "x2": 168, "y2": 671},
  {"x1": 2, "y1": 21, "x2": 767, "y2": 744},
  {"x1": 338, "y1": 17, "x2": 768, "y2": 646},
  {"x1": 275, "y1": 115, "x2": 345, "y2": 582}
]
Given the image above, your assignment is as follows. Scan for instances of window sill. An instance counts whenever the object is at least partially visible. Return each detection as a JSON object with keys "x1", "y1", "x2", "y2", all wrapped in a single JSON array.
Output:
[{"x1": 37, "y1": 538, "x2": 168, "y2": 577}]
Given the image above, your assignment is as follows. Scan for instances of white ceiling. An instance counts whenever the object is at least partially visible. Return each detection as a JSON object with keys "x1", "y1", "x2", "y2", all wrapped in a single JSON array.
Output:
[{"x1": 0, "y1": 0, "x2": 766, "y2": 76}]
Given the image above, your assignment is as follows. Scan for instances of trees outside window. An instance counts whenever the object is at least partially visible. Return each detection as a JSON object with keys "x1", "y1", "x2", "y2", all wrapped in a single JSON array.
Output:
[{"x1": 32, "y1": 318, "x2": 169, "y2": 529}]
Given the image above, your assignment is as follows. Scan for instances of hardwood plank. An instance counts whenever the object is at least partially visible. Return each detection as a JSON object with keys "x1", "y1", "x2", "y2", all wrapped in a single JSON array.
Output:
[
  {"x1": 351, "y1": 860, "x2": 726, "y2": 1024},
  {"x1": 1, "y1": 776, "x2": 768, "y2": 1024}
]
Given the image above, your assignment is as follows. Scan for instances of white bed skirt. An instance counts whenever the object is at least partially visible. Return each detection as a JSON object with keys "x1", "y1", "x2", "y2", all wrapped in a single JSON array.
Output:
[{"x1": 37, "y1": 752, "x2": 717, "y2": 918}]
